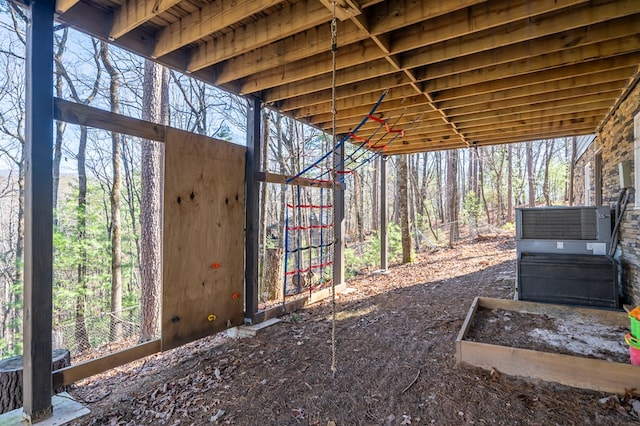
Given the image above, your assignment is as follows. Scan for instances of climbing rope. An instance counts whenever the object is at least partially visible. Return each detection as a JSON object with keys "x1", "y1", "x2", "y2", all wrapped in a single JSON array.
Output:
[{"x1": 330, "y1": 0, "x2": 338, "y2": 379}]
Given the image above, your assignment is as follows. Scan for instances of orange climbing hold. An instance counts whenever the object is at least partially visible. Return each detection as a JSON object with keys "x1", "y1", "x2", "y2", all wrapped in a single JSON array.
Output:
[
  {"x1": 212, "y1": 262, "x2": 220, "y2": 269},
  {"x1": 232, "y1": 293, "x2": 240, "y2": 300}
]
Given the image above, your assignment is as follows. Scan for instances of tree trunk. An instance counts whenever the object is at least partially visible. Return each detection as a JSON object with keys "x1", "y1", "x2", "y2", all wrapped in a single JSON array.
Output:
[
  {"x1": 435, "y1": 152, "x2": 444, "y2": 223},
  {"x1": 526, "y1": 142, "x2": 535, "y2": 207},
  {"x1": 507, "y1": 145, "x2": 513, "y2": 223},
  {"x1": 568, "y1": 136, "x2": 577, "y2": 206},
  {"x1": 52, "y1": 29, "x2": 68, "y2": 218},
  {"x1": 354, "y1": 172, "x2": 364, "y2": 242},
  {"x1": 261, "y1": 248, "x2": 283, "y2": 302},
  {"x1": 76, "y1": 125, "x2": 90, "y2": 353},
  {"x1": 101, "y1": 42, "x2": 123, "y2": 342},
  {"x1": 447, "y1": 149, "x2": 459, "y2": 247},
  {"x1": 398, "y1": 155, "x2": 411, "y2": 263},
  {"x1": 372, "y1": 157, "x2": 379, "y2": 231},
  {"x1": 478, "y1": 148, "x2": 490, "y2": 225},
  {"x1": 140, "y1": 60, "x2": 168, "y2": 341},
  {"x1": 0, "y1": 349, "x2": 70, "y2": 414},
  {"x1": 542, "y1": 139, "x2": 554, "y2": 206}
]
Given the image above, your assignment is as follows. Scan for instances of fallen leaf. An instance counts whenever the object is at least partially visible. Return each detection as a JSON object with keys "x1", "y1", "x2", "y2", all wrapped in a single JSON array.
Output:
[
  {"x1": 210, "y1": 409, "x2": 225, "y2": 423},
  {"x1": 401, "y1": 414, "x2": 412, "y2": 425}
]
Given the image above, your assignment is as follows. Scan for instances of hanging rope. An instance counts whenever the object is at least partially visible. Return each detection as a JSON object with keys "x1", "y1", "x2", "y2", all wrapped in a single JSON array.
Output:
[{"x1": 330, "y1": 0, "x2": 338, "y2": 379}]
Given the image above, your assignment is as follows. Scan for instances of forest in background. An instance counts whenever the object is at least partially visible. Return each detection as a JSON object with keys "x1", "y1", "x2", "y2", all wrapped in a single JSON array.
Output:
[{"x1": 0, "y1": 3, "x2": 579, "y2": 359}]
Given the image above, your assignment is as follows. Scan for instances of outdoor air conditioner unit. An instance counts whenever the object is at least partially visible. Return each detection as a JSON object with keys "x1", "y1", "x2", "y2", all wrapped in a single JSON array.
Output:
[
  {"x1": 515, "y1": 206, "x2": 619, "y2": 309},
  {"x1": 515, "y1": 206, "x2": 613, "y2": 256}
]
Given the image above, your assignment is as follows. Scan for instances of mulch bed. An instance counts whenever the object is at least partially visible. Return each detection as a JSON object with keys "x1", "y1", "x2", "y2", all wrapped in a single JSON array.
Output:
[{"x1": 68, "y1": 237, "x2": 640, "y2": 425}]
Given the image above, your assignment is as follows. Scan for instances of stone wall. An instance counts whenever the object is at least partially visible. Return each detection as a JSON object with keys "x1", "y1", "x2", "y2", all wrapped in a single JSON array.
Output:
[
  {"x1": 592, "y1": 78, "x2": 640, "y2": 304},
  {"x1": 573, "y1": 142, "x2": 596, "y2": 206}
]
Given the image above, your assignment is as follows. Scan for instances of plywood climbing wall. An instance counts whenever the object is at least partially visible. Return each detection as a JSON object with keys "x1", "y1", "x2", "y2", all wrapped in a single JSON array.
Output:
[{"x1": 162, "y1": 128, "x2": 245, "y2": 350}]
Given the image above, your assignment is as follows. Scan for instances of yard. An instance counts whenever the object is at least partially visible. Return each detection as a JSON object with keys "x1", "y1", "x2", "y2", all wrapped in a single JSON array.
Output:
[{"x1": 68, "y1": 237, "x2": 640, "y2": 425}]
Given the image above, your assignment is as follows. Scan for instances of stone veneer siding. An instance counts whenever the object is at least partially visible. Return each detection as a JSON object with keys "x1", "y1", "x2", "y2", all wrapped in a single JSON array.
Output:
[
  {"x1": 573, "y1": 142, "x2": 596, "y2": 206},
  {"x1": 593, "y1": 78, "x2": 640, "y2": 304}
]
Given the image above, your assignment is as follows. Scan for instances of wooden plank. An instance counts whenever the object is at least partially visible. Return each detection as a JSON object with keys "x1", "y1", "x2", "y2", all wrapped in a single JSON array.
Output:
[
  {"x1": 257, "y1": 171, "x2": 338, "y2": 189},
  {"x1": 437, "y1": 72, "x2": 632, "y2": 110},
  {"x1": 403, "y1": 0, "x2": 633, "y2": 70},
  {"x1": 189, "y1": 0, "x2": 330, "y2": 71},
  {"x1": 52, "y1": 340, "x2": 161, "y2": 387},
  {"x1": 54, "y1": 98, "x2": 165, "y2": 142},
  {"x1": 459, "y1": 340, "x2": 640, "y2": 395},
  {"x1": 431, "y1": 55, "x2": 640, "y2": 103},
  {"x1": 455, "y1": 296, "x2": 480, "y2": 359},
  {"x1": 55, "y1": 0, "x2": 79, "y2": 13},
  {"x1": 110, "y1": 0, "x2": 182, "y2": 40},
  {"x1": 415, "y1": 16, "x2": 640, "y2": 83},
  {"x1": 476, "y1": 297, "x2": 627, "y2": 327},
  {"x1": 252, "y1": 297, "x2": 309, "y2": 324},
  {"x1": 162, "y1": 128, "x2": 246, "y2": 350},
  {"x1": 152, "y1": 0, "x2": 280, "y2": 58},
  {"x1": 23, "y1": 0, "x2": 55, "y2": 421},
  {"x1": 308, "y1": 283, "x2": 348, "y2": 305}
]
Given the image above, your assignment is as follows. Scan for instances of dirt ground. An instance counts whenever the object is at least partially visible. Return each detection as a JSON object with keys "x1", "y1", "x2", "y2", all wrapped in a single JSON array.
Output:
[{"x1": 68, "y1": 237, "x2": 640, "y2": 425}]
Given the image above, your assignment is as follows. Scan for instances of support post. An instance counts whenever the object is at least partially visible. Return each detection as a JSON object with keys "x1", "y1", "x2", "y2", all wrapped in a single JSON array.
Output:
[
  {"x1": 244, "y1": 98, "x2": 261, "y2": 322},
  {"x1": 380, "y1": 156, "x2": 388, "y2": 271},
  {"x1": 23, "y1": 0, "x2": 55, "y2": 421},
  {"x1": 333, "y1": 143, "x2": 345, "y2": 286}
]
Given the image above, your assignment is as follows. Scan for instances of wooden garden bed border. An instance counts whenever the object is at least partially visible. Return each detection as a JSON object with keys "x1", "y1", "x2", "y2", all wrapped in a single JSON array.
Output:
[{"x1": 456, "y1": 297, "x2": 639, "y2": 394}]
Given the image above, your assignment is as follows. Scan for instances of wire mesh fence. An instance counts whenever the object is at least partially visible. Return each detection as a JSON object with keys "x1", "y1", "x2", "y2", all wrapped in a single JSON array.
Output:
[{"x1": 52, "y1": 305, "x2": 142, "y2": 356}]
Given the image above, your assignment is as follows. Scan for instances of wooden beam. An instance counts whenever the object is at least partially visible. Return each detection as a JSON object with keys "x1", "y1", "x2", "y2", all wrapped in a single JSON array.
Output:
[
  {"x1": 258, "y1": 0, "x2": 600, "y2": 102},
  {"x1": 244, "y1": 98, "x2": 261, "y2": 321},
  {"x1": 152, "y1": 0, "x2": 280, "y2": 58},
  {"x1": 402, "y1": 0, "x2": 629, "y2": 70},
  {"x1": 435, "y1": 69, "x2": 634, "y2": 109},
  {"x1": 446, "y1": 92, "x2": 621, "y2": 121},
  {"x1": 414, "y1": 16, "x2": 640, "y2": 82},
  {"x1": 424, "y1": 40, "x2": 640, "y2": 95},
  {"x1": 286, "y1": 85, "x2": 418, "y2": 115},
  {"x1": 256, "y1": 171, "x2": 338, "y2": 189},
  {"x1": 463, "y1": 120, "x2": 601, "y2": 139},
  {"x1": 328, "y1": 110, "x2": 443, "y2": 134},
  {"x1": 440, "y1": 90, "x2": 624, "y2": 123},
  {"x1": 212, "y1": 0, "x2": 485, "y2": 85},
  {"x1": 457, "y1": 110, "x2": 609, "y2": 133},
  {"x1": 257, "y1": 58, "x2": 397, "y2": 100},
  {"x1": 275, "y1": 73, "x2": 412, "y2": 112},
  {"x1": 55, "y1": 0, "x2": 79, "y2": 13},
  {"x1": 317, "y1": 0, "x2": 362, "y2": 21},
  {"x1": 385, "y1": 129, "x2": 596, "y2": 154},
  {"x1": 239, "y1": 39, "x2": 389, "y2": 93},
  {"x1": 454, "y1": 103, "x2": 617, "y2": 128},
  {"x1": 213, "y1": 19, "x2": 367, "y2": 84},
  {"x1": 23, "y1": 0, "x2": 55, "y2": 421},
  {"x1": 110, "y1": 0, "x2": 182, "y2": 40},
  {"x1": 52, "y1": 340, "x2": 161, "y2": 387},
  {"x1": 54, "y1": 98, "x2": 166, "y2": 141},
  {"x1": 189, "y1": 0, "x2": 330, "y2": 71},
  {"x1": 230, "y1": 0, "x2": 591, "y2": 92}
]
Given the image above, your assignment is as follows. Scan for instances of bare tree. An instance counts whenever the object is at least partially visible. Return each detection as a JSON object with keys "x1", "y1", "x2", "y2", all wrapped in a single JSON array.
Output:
[
  {"x1": 140, "y1": 60, "x2": 168, "y2": 341},
  {"x1": 55, "y1": 36, "x2": 102, "y2": 352},
  {"x1": 100, "y1": 42, "x2": 123, "y2": 341},
  {"x1": 446, "y1": 149, "x2": 459, "y2": 246},
  {"x1": 398, "y1": 155, "x2": 411, "y2": 263}
]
